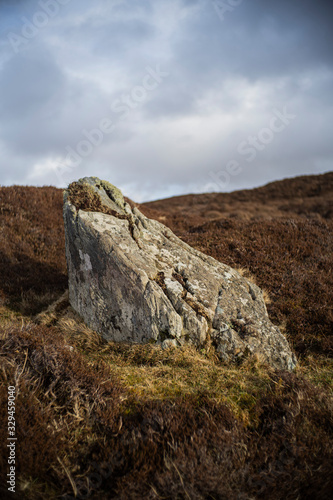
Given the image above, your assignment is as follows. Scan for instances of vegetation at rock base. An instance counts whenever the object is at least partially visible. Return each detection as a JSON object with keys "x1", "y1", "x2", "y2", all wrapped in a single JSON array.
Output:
[{"x1": 0, "y1": 172, "x2": 332, "y2": 499}]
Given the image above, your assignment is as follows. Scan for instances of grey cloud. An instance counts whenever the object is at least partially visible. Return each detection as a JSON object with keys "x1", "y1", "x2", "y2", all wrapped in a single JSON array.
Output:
[
  {"x1": 0, "y1": 48, "x2": 115, "y2": 156},
  {"x1": 0, "y1": 0, "x2": 332, "y2": 200},
  {"x1": 171, "y1": 0, "x2": 333, "y2": 85},
  {"x1": 0, "y1": 51, "x2": 65, "y2": 118}
]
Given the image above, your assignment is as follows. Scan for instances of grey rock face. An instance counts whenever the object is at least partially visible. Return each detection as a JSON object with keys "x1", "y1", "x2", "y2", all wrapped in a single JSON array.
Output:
[{"x1": 63, "y1": 177, "x2": 297, "y2": 370}]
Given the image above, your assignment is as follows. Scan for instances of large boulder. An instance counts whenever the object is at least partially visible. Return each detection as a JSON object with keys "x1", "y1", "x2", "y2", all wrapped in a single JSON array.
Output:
[{"x1": 63, "y1": 177, "x2": 297, "y2": 370}]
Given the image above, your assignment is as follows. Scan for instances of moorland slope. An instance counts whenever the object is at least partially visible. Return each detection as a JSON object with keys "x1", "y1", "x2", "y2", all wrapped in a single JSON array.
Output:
[{"x1": 0, "y1": 172, "x2": 332, "y2": 500}]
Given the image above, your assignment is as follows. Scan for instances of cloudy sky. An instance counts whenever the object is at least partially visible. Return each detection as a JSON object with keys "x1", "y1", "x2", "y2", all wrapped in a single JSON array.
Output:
[{"x1": 0, "y1": 0, "x2": 332, "y2": 201}]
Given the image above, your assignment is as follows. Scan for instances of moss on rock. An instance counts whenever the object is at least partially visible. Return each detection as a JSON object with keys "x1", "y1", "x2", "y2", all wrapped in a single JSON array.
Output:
[
  {"x1": 67, "y1": 182, "x2": 106, "y2": 213},
  {"x1": 67, "y1": 178, "x2": 126, "y2": 215},
  {"x1": 99, "y1": 179, "x2": 125, "y2": 208}
]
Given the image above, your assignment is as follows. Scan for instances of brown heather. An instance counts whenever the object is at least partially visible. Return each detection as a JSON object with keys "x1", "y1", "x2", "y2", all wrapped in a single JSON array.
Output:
[
  {"x1": 0, "y1": 173, "x2": 332, "y2": 499},
  {"x1": 0, "y1": 186, "x2": 67, "y2": 314}
]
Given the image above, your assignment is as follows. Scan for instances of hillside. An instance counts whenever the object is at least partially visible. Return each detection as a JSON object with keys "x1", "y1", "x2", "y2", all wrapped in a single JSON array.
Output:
[
  {"x1": 140, "y1": 172, "x2": 333, "y2": 357},
  {"x1": 140, "y1": 172, "x2": 333, "y2": 223},
  {"x1": 0, "y1": 173, "x2": 332, "y2": 499}
]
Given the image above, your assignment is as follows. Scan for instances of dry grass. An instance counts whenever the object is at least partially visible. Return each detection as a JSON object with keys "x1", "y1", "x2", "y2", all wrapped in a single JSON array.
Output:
[
  {"x1": 0, "y1": 315, "x2": 332, "y2": 499},
  {"x1": 0, "y1": 174, "x2": 333, "y2": 499},
  {"x1": 67, "y1": 182, "x2": 112, "y2": 215}
]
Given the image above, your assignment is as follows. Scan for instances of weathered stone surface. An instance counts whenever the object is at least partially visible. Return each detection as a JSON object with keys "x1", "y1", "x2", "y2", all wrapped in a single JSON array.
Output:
[{"x1": 63, "y1": 177, "x2": 297, "y2": 370}]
